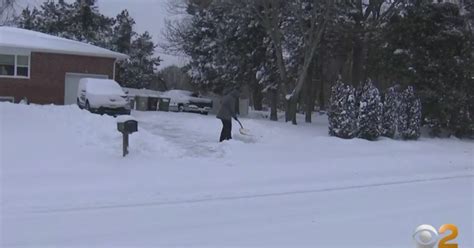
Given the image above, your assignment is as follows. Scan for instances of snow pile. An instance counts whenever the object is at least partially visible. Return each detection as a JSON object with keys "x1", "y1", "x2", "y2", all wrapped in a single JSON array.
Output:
[
  {"x1": 0, "y1": 103, "x2": 182, "y2": 160},
  {"x1": 116, "y1": 115, "x2": 136, "y2": 123}
]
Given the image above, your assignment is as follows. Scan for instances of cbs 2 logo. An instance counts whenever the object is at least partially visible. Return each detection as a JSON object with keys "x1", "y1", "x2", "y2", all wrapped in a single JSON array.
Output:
[{"x1": 413, "y1": 224, "x2": 459, "y2": 248}]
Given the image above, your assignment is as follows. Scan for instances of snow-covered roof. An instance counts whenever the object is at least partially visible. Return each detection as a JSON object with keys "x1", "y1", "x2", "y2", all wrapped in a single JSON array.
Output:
[{"x1": 0, "y1": 27, "x2": 128, "y2": 60}]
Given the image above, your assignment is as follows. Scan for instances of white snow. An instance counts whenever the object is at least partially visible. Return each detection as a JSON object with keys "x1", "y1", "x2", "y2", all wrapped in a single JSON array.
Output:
[
  {"x1": 123, "y1": 87, "x2": 162, "y2": 97},
  {"x1": 1, "y1": 103, "x2": 473, "y2": 247},
  {"x1": 161, "y1": 89, "x2": 194, "y2": 97},
  {"x1": 79, "y1": 78, "x2": 128, "y2": 108},
  {"x1": 116, "y1": 115, "x2": 137, "y2": 123},
  {"x1": 256, "y1": 69, "x2": 264, "y2": 80},
  {"x1": 82, "y1": 78, "x2": 125, "y2": 95},
  {"x1": 393, "y1": 49, "x2": 408, "y2": 55},
  {"x1": 0, "y1": 27, "x2": 128, "y2": 60}
]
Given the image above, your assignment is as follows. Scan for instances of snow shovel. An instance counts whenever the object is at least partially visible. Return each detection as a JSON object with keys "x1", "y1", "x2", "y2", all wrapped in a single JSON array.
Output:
[{"x1": 235, "y1": 118, "x2": 251, "y2": 136}]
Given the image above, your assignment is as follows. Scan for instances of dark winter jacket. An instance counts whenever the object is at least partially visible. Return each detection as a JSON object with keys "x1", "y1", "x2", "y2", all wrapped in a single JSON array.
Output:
[{"x1": 216, "y1": 90, "x2": 239, "y2": 120}]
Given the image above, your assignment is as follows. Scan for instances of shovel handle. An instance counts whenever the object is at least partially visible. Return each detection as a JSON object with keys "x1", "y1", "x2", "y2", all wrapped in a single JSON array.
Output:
[{"x1": 235, "y1": 118, "x2": 244, "y2": 128}]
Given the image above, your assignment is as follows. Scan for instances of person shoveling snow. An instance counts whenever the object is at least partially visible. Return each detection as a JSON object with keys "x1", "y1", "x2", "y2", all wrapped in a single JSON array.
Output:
[{"x1": 216, "y1": 87, "x2": 250, "y2": 142}]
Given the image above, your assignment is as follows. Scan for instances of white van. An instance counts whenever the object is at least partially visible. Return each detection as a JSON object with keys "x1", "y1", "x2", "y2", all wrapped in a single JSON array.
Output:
[{"x1": 77, "y1": 78, "x2": 130, "y2": 115}]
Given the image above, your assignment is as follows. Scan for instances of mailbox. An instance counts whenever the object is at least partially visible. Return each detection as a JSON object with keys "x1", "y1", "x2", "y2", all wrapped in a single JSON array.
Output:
[
  {"x1": 117, "y1": 120, "x2": 138, "y2": 134},
  {"x1": 116, "y1": 119, "x2": 138, "y2": 157}
]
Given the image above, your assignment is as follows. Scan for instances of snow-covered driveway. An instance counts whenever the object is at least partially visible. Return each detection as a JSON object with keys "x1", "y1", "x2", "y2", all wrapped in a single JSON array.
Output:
[
  {"x1": 1, "y1": 103, "x2": 473, "y2": 247},
  {"x1": 137, "y1": 112, "x2": 226, "y2": 157}
]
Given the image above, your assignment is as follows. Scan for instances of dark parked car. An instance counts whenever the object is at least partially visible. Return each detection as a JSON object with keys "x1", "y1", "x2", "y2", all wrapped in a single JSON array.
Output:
[{"x1": 161, "y1": 90, "x2": 213, "y2": 115}]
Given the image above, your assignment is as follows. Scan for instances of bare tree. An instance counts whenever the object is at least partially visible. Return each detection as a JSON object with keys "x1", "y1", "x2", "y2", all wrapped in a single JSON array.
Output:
[
  {"x1": 250, "y1": 0, "x2": 289, "y2": 121},
  {"x1": 285, "y1": 0, "x2": 334, "y2": 124},
  {"x1": 165, "y1": 0, "x2": 189, "y2": 15},
  {"x1": 161, "y1": 18, "x2": 191, "y2": 56},
  {"x1": 158, "y1": 65, "x2": 194, "y2": 91},
  {"x1": 161, "y1": 0, "x2": 194, "y2": 56},
  {"x1": 0, "y1": 0, "x2": 18, "y2": 25},
  {"x1": 248, "y1": 0, "x2": 334, "y2": 124}
]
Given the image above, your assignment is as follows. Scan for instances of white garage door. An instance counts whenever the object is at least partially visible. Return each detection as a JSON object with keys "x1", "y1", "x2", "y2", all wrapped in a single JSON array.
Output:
[{"x1": 64, "y1": 73, "x2": 108, "y2": 105}]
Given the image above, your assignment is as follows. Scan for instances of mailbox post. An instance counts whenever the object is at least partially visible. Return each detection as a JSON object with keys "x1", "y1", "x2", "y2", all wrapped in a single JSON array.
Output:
[{"x1": 117, "y1": 118, "x2": 138, "y2": 157}]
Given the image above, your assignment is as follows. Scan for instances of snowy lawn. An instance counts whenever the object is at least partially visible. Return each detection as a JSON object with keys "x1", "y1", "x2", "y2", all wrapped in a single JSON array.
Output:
[{"x1": 1, "y1": 103, "x2": 473, "y2": 247}]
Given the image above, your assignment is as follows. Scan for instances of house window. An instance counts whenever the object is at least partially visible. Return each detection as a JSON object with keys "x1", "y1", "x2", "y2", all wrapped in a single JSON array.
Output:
[
  {"x1": 0, "y1": 54, "x2": 30, "y2": 78},
  {"x1": 16, "y1": 56, "x2": 29, "y2": 77},
  {"x1": 0, "y1": 55, "x2": 15, "y2": 76}
]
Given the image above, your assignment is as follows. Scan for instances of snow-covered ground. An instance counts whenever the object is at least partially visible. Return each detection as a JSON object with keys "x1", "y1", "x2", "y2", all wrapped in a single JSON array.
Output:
[{"x1": 1, "y1": 103, "x2": 473, "y2": 247}]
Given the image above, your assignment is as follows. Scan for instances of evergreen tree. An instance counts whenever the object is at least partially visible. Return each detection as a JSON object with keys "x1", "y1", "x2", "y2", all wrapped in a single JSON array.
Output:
[
  {"x1": 382, "y1": 85, "x2": 401, "y2": 138},
  {"x1": 120, "y1": 32, "x2": 162, "y2": 88},
  {"x1": 357, "y1": 80, "x2": 383, "y2": 140},
  {"x1": 113, "y1": 10, "x2": 135, "y2": 54},
  {"x1": 17, "y1": 7, "x2": 40, "y2": 30},
  {"x1": 69, "y1": 0, "x2": 114, "y2": 47},
  {"x1": 35, "y1": 0, "x2": 72, "y2": 37},
  {"x1": 381, "y1": 2, "x2": 473, "y2": 137},
  {"x1": 164, "y1": 0, "x2": 273, "y2": 95},
  {"x1": 399, "y1": 86, "x2": 422, "y2": 140},
  {"x1": 112, "y1": 10, "x2": 136, "y2": 85},
  {"x1": 183, "y1": 4, "x2": 221, "y2": 89},
  {"x1": 18, "y1": 0, "x2": 114, "y2": 47},
  {"x1": 328, "y1": 79, "x2": 357, "y2": 139},
  {"x1": 17, "y1": 2, "x2": 162, "y2": 89},
  {"x1": 450, "y1": 105, "x2": 473, "y2": 138}
]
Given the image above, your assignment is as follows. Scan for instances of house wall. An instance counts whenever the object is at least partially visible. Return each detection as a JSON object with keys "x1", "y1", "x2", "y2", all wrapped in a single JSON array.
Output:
[{"x1": 0, "y1": 52, "x2": 115, "y2": 104}]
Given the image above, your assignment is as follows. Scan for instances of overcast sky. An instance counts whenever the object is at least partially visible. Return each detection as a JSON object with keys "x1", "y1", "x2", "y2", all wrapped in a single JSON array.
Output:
[{"x1": 17, "y1": 0, "x2": 186, "y2": 69}]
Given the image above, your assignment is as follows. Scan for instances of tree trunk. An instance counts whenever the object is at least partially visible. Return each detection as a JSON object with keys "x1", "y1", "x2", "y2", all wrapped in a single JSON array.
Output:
[
  {"x1": 284, "y1": 96, "x2": 296, "y2": 123},
  {"x1": 285, "y1": 0, "x2": 333, "y2": 125},
  {"x1": 305, "y1": 65, "x2": 315, "y2": 123},
  {"x1": 318, "y1": 57, "x2": 326, "y2": 111},
  {"x1": 252, "y1": 83, "x2": 263, "y2": 111},
  {"x1": 255, "y1": 0, "x2": 333, "y2": 123},
  {"x1": 352, "y1": 31, "x2": 363, "y2": 87},
  {"x1": 319, "y1": 79, "x2": 325, "y2": 111},
  {"x1": 290, "y1": 98, "x2": 298, "y2": 125},
  {"x1": 352, "y1": 23, "x2": 370, "y2": 87},
  {"x1": 254, "y1": 2, "x2": 288, "y2": 122},
  {"x1": 270, "y1": 89, "x2": 278, "y2": 121},
  {"x1": 305, "y1": 102, "x2": 313, "y2": 123}
]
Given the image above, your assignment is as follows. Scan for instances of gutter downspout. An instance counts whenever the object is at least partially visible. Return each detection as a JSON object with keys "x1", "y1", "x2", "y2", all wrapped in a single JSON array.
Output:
[{"x1": 113, "y1": 58, "x2": 117, "y2": 80}]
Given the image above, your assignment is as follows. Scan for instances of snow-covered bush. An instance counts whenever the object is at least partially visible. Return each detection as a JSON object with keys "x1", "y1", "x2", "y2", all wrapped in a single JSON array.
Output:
[
  {"x1": 357, "y1": 80, "x2": 383, "y2": 140},
  {"x1": 399, "y1": 86, "x2": 422, "y2": 140},
  {"x1": 328, "y1": 80, "x2": 357, "y2": 139},
  {"x1": 382, "y1": 86, "x2": 401, "y2": 138}
]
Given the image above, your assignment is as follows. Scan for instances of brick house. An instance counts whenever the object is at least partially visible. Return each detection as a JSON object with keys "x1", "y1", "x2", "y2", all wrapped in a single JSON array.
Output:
[{"x1": 0, "y1": 27, "x2": 127, "y2": 104}]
